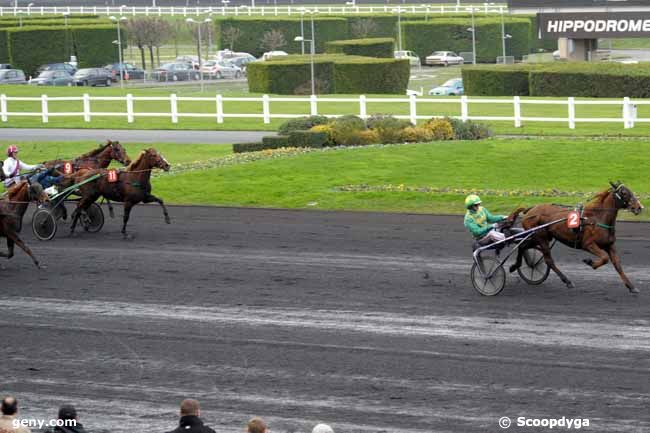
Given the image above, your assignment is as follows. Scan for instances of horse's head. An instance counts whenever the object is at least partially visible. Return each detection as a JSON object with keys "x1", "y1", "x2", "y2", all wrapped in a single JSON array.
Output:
[
  {"x1": 610, "y1": 181, "x2": 644, "y2": 215},
  {"x1": 109, "y1": 140, "x2": 132, "y2": 166},
  {"x1": 145, "y1": 148, "x2": 170, "y2": 172}
]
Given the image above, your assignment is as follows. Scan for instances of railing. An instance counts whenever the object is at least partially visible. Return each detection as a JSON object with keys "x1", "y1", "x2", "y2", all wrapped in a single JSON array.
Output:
[
  {"x1": 0, "y1": 94, "x2": 643, "y2": 129},
  {"x1": 0, "y1": 3, "x2": 506, "y2": 17}
]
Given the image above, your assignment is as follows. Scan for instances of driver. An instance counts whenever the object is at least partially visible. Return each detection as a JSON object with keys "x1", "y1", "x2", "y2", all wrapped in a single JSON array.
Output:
[
  {"x1": 464, "y1": 194, "x2": 507, "y2": 245},
  {"x1": 3, "y1": 145, "x2": 61, "y2": 190}
]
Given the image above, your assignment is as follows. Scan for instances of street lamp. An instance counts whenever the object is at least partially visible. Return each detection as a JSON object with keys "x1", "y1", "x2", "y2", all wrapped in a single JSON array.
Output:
[
  {"x1": 17, "y1": 10, "x2": 23, "y2": 27},
  {"x1": 294, "y1": 10, "x2": 316, "y2": 95},
  {"x1": 27, "y1": 2, "x2": 34, "y2": 16},
  {"x1": 299, "y1": 7, "x2": 306, "y2": 55},
  {"x1": 392, "y1": 7, "x2": 403, "y2": 51},
  {"x1": 500, "y1": 8, "x2": 512, "y2": 63},
  {"x1": 187, "y1": 17, "x2": 213, "y2": 92},
  {"x1": 466, "y1": 7, "x2": 477, "y2": 65},
  {"x1": 110, "y1": 16, "x2": 128, "y2": 88}
]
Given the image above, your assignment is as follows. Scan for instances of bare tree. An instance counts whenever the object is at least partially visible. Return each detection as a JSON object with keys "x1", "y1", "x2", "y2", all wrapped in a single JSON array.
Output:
[
  {"x1": 221, "y1": 26, "x2": 242, "y2": 51},
  {"x1": 260, "y1": 29, "x2": 286, "y2": 52},
  {"x1": 144, "y1": 17, "x2": 172, "y2": 68},
  {"x1": 188, "y1": 21, "x2": 215, "y2": 60},
  {"x1": 350, "y1": 19, "x2": 378, "y2": 38},
  {"x1": 125, "y1": 18, "x2": 149, "y2": 70}
]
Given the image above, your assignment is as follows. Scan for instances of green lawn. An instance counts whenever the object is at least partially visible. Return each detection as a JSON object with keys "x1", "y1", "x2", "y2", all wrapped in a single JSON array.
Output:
[{"x1": 1, "y1": 85, "x2": 648, "y2": 136}]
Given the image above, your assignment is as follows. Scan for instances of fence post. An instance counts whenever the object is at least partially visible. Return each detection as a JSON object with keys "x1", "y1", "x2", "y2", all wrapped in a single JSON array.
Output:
[
  {"x1": 41, "y1": 94, "x2": 48, "y2": 123},
  {"x1": 460, "y1": 95, "x2": 468, "y2": 122},
  {"x1": 0, "y1": 94, "x2": 7, "y2": 122},
  {"x1": 359, "y1": 95, "x2": 367, "y2": 119},
  {"x1": 513, "y1": 96, "x2": 522, "y2": 128},
  {"x1": 126, "y1": 93, "x2": 134, "y2": 123},
  {"x1": 216, "y1": 94, "x2": 224, "y2": 123},
  {"x1": 310, "y1": 94, "x2": 318, "y2": 116},
  {"x1": 170, "y1": 94, "x2": 178, "y2": 123},
  {"x1": 409, "y1": 93, "x2": 417, "y2": 125},
  {"x1": 567, "y1": 97, "x2": 575, "y2": 129},
  {"x1": 262, "y1": 94, "x2": 270, "y2": 124},
  {"x1": 83, "y1": 93, "x2": 91, "y2": 122},
  {"x1": 623, "y1": 97, "x2": 631, "y2": 129}
]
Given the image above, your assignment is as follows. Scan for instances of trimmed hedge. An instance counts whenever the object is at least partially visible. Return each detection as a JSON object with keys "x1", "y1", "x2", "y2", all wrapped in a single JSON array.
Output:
[
  {"x1": 262, "y1": 135, "x2": 290, "y2": 148},
  {"x1": 402, "y1": 17, "x2": 531, "y2": 63},
  {"x1": 462, "y1": 65, "x2": 539, "y2": 96},
  {"x1": 0, "y1": 29, "x2": 7, "y2": 63},
  {"x1": 7, "y1": 26, "x2": 67, "y2": 76},
  {"x1": 325, "y1": 37, "x2": 394, "y2": 58},
  {"x1": 287, "y1": 130, "x2": 327, "y2": 148},
  {"x1": 247, "y1": 54, "x2": 409, "y2": 94},
  {"x1": 0, "y1": 18, "x2": 109, "y2": 29},
  {"x1": 214, "y1": 17, "x2": 348, "y2": 58},
  {"x1": 233, "y1": 142, "x2": 265, "y2": 153},
  {"x1": 71, "y1": 25, "x2": 120, "y2": 69},
  {"x1": 345, "y1": 15, "x2": 398, "y2": 38}
]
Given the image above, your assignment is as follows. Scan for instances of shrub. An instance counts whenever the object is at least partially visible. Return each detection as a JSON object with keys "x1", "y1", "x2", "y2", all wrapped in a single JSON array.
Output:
[
  {"x1": 365, "y1": 114, "x2": 411, "y2": 130},
  {"x1": 247, "y1": 57, "x2": 335, "y2": 94},
  {"x1": 468, "y1": 121, "x2": 493, "y2": 140},
  {"x1": 443, "y1": 117, "x2": 492, "y2": 140},
  {"x1": 70, "y1": 25, "x2": 120, "y2": 69},
  {"x1": 261, "y1": 135, "x2": 290, "y2": 149},
  {"x1": 278, "y1": 115, "x2": 330, "y2": 135},
  {"x1": 0, "y1": 29, "x2": 8, "y2": 63},
  {"x1": 423, "y1": 118, "x2": 454, "y2": 140},
  {"x1": 310, "y1": 124, "x2": 336, "y2": 146},
  {"x1": 333, "y1": 56, "x2": 409, "y2": 94},
  {"x1": 331, "y1": 115, "x2": 366, "y2": 145},
  {"x1": 325, "y1": 37, "x2": 395, "y2": 58},
  {"x1": 287, "y1": 130, "x2": 328, "y2": 148},
  {"x1": 462, "y1": 65, "x2": 537, "y2": 96},
  {"x1": 400, "y1": 126, "x2": 434, "y2": 143},
  {"x1": 233, "y1": 142, "x2": 265, "y2": 153},
  {"x1": 7, "y1": 26, "x2": 67, "y2": 76},
  {"x1": 355, "y1": 129, "x2": 381, "y2": 145}
]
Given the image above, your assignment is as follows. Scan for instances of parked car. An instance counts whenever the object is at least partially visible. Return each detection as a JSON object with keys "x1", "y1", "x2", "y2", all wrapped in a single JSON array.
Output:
[
  {"x1": 104, "y1": 63, "x2": 145, "y2": 81},
  {"x1": 0, "y1": 69, "x2": 26, "y2": 84},
  {"x1": 73, "y1": 68, "x2": 113, "y2": 87},
  {"x1": 394, "y1": 50, "x2": 420, "y2": 67},
  {"x1": 153, "y1": 62, "x2": 200, "y2": 81},
  {"x1": 225, "y1": 55, "x2": 257, "y2": 74},
  {"x1": 176, "y1": 55, "x2": 200, "y2": 70},
  {"x1": 0, "y1": 63, "x2": 13, "y2": 70},
  {"x1": 261, "y1": 51, "x2": 288, "y2": 61},
  {"x1": 29, "y1": 70, "x2": 74, "y2": 86},
  {"x1": 428, "y1": 78, "x2": 464, "y2": 96},
  {"x1": 37, "y1": 62, "x2": 77, "y2": 75},
  {"x1": 425, "y1": 51, "x2": 464, "y2": 66},
  {"x1": 200, "y1": 60, "x2": 243, "y2": 79}
]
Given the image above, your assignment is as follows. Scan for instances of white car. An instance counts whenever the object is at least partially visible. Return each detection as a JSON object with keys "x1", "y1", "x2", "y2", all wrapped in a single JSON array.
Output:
[
  {"x1": 200, "y1": 60, "x2": 243, "y2": 79},
  {"x1": 394, "y1": 50, "x2": 420, "y2": 67},
  {"x1": 425, "y1": 51, "x2": 464, "y2": 66},
  {"x1": 261, "y1": 51, "x2": 288, "y2": 61}
]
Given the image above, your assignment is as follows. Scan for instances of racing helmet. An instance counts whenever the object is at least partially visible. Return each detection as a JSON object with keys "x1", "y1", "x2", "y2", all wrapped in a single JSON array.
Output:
[
  {"x1": 464, "y1": 194, "x2": 482, "y2": 209},
  {"x1": 6, "y1": 145, "x2": 18, "y2": 156}
]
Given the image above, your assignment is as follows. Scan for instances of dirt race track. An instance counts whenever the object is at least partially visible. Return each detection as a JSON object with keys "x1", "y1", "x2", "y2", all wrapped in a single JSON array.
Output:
[{"x1": 1, "y1": 205, "x2": 649, "y2": 433}]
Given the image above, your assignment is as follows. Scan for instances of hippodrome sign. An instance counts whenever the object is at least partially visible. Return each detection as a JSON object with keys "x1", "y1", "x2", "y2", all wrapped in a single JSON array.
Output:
[
  {"x1": 509, "y1": 0, "x2": 650, "y2": 10},
  {"x1": 539, "y1": 12, "x2": 650, "y2": 38}
]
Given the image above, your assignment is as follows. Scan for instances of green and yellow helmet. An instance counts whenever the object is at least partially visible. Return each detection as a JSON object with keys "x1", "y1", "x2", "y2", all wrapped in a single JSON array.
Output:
[{"x1": 464, "y1": 194, "x2": 482, "y2": 209}]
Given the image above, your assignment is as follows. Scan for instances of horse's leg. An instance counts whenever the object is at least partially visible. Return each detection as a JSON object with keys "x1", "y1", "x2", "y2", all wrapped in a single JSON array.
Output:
[
  {"x1": 0, "y1": 238, "x2": 14, "y2": 259},
  {"x1": 509, "y1": 246, "x2": 524, "y2": 273},
  {"x1": 539, "y1": 239, "x2": 574, "y2": 289},
  {"x1": 581, "y1": 242, "x2": 610, "y2": 269},
  {"x1": 70, "y1": 196, "x2": 96, "y2": 235},
  {"x1": 6, "y1": 231, "x2": 41, "y2": 269},
  {"x1": 121, "y1": 202, "x2": 135, "y2": 239},
  {"x1": 143, "y1": 193, "x2": 171, "y2": 224},
  {"x1": 607, "y1": 245, "x2": 638, "y2": 294},
  {"x1": 106, "y1": 199, "x2": 115, "y2": 218}
]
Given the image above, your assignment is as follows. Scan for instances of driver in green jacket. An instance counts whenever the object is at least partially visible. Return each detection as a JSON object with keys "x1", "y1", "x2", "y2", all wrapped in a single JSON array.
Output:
[{"x1": 464, "y1": 194, "x2": 506, "y2": 245}]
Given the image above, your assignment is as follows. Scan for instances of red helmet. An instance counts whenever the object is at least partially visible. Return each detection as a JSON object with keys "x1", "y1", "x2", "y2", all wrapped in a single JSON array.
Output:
[{"x1": 7, "y1": 145, "x2": 18, "y2": 156}]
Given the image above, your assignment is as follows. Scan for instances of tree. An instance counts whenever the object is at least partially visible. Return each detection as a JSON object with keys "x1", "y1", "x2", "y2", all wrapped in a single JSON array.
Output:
[
  {"x1": 351, "y1": 19, "x2": 378, "y2": 38},
  {"x1": 260, "y1": 29, "x2": 286, "y2": 52},
  {"x1": 222, "y1": 26, "x2": 242, "y2": 51},
  {"x1": 144, "y1": 17, "x2": 172, "y2": 68},
  {"x1": 125, "y1": 18, "x2": 149, "y2": 70},
  {"x1": 188, "y1": 21, "x2": 215, "y2": 60}
]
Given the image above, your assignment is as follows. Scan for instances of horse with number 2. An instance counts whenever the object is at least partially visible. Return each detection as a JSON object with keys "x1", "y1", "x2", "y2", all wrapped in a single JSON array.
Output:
[{"x1": 471, "y1": 182, "x2": 644, "y2": 296}]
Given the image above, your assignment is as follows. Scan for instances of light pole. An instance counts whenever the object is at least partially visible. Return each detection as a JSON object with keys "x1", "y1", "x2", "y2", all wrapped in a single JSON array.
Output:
[
  {"x1": 63, "y1": 12, "x2": 70, "y2": 62},
  {"x1": 17, "y1": 10, "x2": 23, "y2": 27},
  {"x1": 110, "y1": 16, "x2": 127, "y2": 88},
  {"x1": 392, "y1": 7, "x2": 403, "y2": 51},
  {"x1": 294, "y1": 11, "x2": 316, "y2": 95},
  {"x1": 299, "y1": 7, "x2": 305, "y2": 55},
  {"x1": 187, "y1": 17, "x2": 212, "y2": 92},
  {"x1": 466, "y1": 7, "x2": 477, "y2": 65},
  {"x1": 27, "y1": 2, "x2": 34, "y2": 16}
]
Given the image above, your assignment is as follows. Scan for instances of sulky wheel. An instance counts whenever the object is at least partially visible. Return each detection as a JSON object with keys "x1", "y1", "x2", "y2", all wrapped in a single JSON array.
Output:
[
  {"x1": 517, "y1": 247, "x2": 550, "y2": 285},
  {"x1": 471, "y1": 257, "x2": 506, "y2": 296},
  {"x1": 32, "y1": 208, "x2": 57, "y2": 241},
  {"x1": 81, "y1": 203, "x2": 104, "y2": 233}
]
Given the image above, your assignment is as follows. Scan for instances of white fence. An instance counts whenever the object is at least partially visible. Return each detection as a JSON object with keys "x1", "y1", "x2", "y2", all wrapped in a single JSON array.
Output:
[
  {"x1": 0, "y1": 3, "x2": 506, "y2": 17},
  {"x1": 0, "y1": 93, "x2": 642, "y2": 129}
]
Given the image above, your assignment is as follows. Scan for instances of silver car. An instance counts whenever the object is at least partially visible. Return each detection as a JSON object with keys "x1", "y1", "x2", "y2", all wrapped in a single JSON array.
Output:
[{"x1": 0, "y1": 69, "x2": 26, "y2": 84}]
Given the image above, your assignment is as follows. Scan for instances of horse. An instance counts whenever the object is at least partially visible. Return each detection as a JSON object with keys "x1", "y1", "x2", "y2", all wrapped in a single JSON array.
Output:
[
  {"x1": 0, "y1": 181, "x2": 50, "y2": 268},
  {"x1": 68, "y1": 148, "x2": 171, "y2": 238},
  {"x1": 509, "y1": 182, "x2": 644, "y2": 293}
]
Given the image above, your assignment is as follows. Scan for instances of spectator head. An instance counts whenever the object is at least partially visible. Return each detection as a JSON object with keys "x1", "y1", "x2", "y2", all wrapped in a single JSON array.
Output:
[
  {"x1": 1, "y1": 396, "x2": 18, "y2": 416},
  {"x1": 247, "y1": 417, "x2": 267, "y2": 433},
  {"x1": 312, "y1": 424, "x2": 334, "y2": 433},
  {"x1": 179, "y1": 399, "x2": 200, "y2": 417},
  {"x1": 58, "y1": 404, "x2": 77, "y2": 421}
]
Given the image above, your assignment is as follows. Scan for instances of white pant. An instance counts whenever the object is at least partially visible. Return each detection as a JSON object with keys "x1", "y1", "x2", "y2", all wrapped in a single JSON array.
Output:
[{"x1": 480, "y1": 229, "x2": 506, "y2": 244}]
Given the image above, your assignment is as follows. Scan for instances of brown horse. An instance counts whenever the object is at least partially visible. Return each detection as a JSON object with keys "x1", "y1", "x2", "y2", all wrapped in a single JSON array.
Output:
[
  {"x1": 510, "y1": 182, "x2": 644, "y2": 293},
  {"x1": 0, "y1": 181, "x2": 50, "y2": 268},
  {"x1": 44, "y1": 139, "x2": 131, "y2": 171},
  {"x1": 68, "y1": 148, "x2": 171, "y2": 238}
]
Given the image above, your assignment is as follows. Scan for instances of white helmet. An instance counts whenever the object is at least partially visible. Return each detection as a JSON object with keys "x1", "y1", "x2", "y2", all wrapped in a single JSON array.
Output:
[{"x1": 312, "y1": 424, "x2": 334, "y2": 433}]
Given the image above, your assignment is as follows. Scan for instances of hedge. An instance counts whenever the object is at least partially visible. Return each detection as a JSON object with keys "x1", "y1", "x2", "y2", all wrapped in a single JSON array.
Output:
[
  {"x1": 233, "y1": 142, "x2": 265, "y2": 153},
  {"x1": 71, "y1": 25, "x2": 121, "y2": 69},
  {"x1": 214, "y1": 17, "x2": 348, "y2": 58},
  {"x1": 0, "y1": 18, "x2": 109, "y2": 29},
  {"x1": 462, "y1": 65, "x2": 539, "y2": 96},
  {"x1": 287, "y1": 130, "x2": 327, "y2": 148},
  {"x1": 261, "y1": 135, "x2": 290, "y2": 148},
  {"x1": 7, "y1": 26, "x2": 68, "y2": 76},
  {"x1": 325, "y1": 37, "x2": 394, "y2": 58},
  {"x1": 401, "y1": 17, "x2": 531, "y2": 63},
  {"x1": 247, "y1": 54, "x2": 409, "y2": 94},
  {"x1": 0, "y1": 29, "x2": 7, "y2": 63},
  {"x1": 345, "y1": 15, "x2": 397, "y2": 38}
]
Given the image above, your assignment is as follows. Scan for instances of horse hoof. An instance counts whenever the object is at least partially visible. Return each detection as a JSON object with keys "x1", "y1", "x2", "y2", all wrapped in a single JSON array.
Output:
[
  {"x1": 165, "y1": 217, "x2": 171, "y2": 224},
  {"x1": 582, "y1": 259, "x2": 593, "y2": 267},
  {"x1": 566, "y1": 281, "x2": 575, "y2": 289},
  {"x1": 509, "y1": 264, "x2": 518, "y2": 273},
  {"x1": 629, "y1": 287, "x2": 640, "y2": 294}
]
